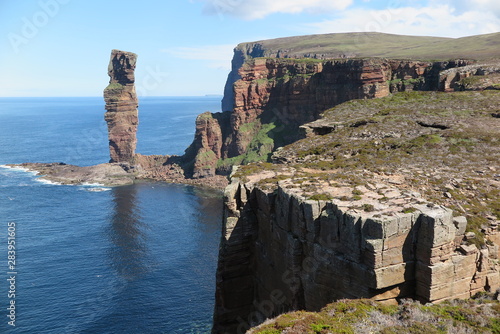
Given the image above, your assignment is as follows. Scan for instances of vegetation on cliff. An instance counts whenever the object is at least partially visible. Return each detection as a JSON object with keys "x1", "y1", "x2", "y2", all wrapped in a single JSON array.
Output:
[
  {"x1": 212, "y1": 33, "x2": 500, "y2": 333},
  {"x1": 249, "y1": 297, "x2": 500, "y2": 334},
  {"x1": 235, "y1": 90, "x2": 500, "y2": 246}
]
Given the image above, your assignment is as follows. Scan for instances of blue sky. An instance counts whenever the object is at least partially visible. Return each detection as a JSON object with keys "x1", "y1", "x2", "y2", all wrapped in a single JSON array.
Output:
[{"x1": 0, "y1": 0, "x2": 499, "y2": 98}]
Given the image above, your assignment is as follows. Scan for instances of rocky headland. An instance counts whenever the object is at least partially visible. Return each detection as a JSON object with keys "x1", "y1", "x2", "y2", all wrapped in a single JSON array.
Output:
[
  {"x1": 209, "y1": 33, "x2": 500, "y2": 333},
  {"x1": 213, "y1": 90, "x2": 500, "y2": 333}
]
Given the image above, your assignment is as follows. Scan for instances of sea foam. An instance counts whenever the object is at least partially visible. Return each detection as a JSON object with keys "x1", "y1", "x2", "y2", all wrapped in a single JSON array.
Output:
[{"x1": 35, "y1": 178, "x2": 62, "y2": 186}]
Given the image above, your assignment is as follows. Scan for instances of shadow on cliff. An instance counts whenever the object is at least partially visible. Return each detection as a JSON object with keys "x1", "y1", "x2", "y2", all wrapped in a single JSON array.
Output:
[{"x1": 214, "y1": 187, "x2": 435, "y2": 334}]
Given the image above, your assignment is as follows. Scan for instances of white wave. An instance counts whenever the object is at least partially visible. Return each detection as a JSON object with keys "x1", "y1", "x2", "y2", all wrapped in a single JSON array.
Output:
[
  {"x1": 35, "y1": 178, "x2": 62, "y2": 186},
  {"x1": 81, "y1": 182, "x2": 106, "y2": 187},
  {"x1": 0, "y1": 165, "x2": 38, "y2": 175},
  {"x1": 83, "y1": 187, "x2": 111, "y2": 192}
]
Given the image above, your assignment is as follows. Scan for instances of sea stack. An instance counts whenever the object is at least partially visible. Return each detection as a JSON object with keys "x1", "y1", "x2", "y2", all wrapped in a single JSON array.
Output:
[{"x1": 104, "y1": 49, "x2": 139, "y2": 163}]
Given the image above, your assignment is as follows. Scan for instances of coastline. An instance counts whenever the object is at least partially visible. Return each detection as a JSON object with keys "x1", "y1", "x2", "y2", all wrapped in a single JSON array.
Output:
[{"x1": 6, "y1": 161, "x2": 229, "y2": 191}]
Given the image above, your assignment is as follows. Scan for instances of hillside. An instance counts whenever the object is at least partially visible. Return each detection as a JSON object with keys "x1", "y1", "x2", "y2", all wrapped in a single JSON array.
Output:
[
  {"x1": 249, "y1": 297, "x2": 500, "y2": 334},
  {"x1": 236, "y1": 32, "x2": 500, "y2": 61}
]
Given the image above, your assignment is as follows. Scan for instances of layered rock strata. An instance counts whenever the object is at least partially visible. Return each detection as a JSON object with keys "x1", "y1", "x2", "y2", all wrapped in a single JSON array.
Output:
[
  {"x1": 213, "y1": 178, "x2": 500, "y2": 333},
  {"x1": 104, "y1": 49, "x2": 139, "y2": 163},
  {"x1": 439, "y1": 63, "x2": 500, "y2": 91},
  {"x1": 192, "y1": 57, "x2": 474, "y2": 179},
  {"x1": 212, "y1": 89, "x2": 500, "y2": 333}
]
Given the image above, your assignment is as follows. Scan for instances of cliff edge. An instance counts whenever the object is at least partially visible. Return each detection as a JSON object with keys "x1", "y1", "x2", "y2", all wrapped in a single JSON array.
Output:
[
  {"x1": 213, "y1": 90, "x2": 500, "y2": 333},
  {"x1": 189, "y1": 32, "x2": 500, "y2": 181}
]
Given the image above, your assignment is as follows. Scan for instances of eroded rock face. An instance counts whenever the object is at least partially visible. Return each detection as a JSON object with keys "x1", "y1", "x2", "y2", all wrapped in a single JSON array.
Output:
[
  {"x1": 213, "y1": 179, "x2": 500, "y2": 333},
  {"x1": 184, "y1": 111, "x2": 231, "y2": 178},
  {"x1": 104, "y1": 50, "x2": 139, "y2": 163},
  {"x1": 212, "y1": 88, "x2": 500, "y2": 333},
  {"x1": 189, "y1": 56, "x2": 474, "y2": 179},
  {"x1": 439, "y1": 63, "x2": 500, "y2": 91}
]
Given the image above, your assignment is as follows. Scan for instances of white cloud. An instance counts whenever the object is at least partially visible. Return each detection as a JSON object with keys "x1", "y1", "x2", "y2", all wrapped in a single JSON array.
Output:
[
  {"x1": 306, "y1": 4, "x2": 500, "y2": 38},
  {"x1": 201, "y1": 0, "x2": 353, "y2": 20},
  {"x1": 162, "y1": 44, "x2": 235, "y2": 70},
  {"x1": 434, "y1": 0, "x2": 500, "y2": 17}
]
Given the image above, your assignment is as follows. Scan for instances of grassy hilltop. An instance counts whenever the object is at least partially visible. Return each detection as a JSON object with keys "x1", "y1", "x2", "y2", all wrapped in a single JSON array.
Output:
[{"x1": 238, "y1": 32, "x2": 500, "y2": 60}]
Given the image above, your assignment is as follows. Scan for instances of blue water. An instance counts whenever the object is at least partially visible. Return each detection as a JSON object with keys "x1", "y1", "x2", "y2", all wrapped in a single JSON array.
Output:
[{"x1": 0, "y1": 97, "x2": 223, "y2": 333}]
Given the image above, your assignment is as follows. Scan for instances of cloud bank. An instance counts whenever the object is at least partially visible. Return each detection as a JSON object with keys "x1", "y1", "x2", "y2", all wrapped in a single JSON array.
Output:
[
  {"x1": 200, "y1": 0, "x2": 499, "y2": 38},
  {"x1": 307, "y1": 4, "x2": 500, "y2": 38}
]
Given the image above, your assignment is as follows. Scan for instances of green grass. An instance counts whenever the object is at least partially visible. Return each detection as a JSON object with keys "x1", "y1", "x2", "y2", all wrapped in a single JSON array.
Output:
[
  {"x1": 217, "y1": 122, "x2": 277, "y2": 171},
  {"x1": 237, "y1": 32, "x2": 500, "y2": 61},
  {"x1": 402, "y1": 207, "x2": 418, "y2": 214},
  {"x1": 104, "y1": 82, "x2": 124, "y2": 91},
  {"x1": 309, "y1": 193, "x2": 333, "y2": 201},
  {"x1": 195, "y1": 150, "x2": 217, "y2": 170}
]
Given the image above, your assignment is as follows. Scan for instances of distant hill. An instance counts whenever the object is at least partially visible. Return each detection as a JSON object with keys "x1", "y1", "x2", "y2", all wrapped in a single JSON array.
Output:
[{"x1": 236, "y1": 32, "x2": 500, "y2": 60}]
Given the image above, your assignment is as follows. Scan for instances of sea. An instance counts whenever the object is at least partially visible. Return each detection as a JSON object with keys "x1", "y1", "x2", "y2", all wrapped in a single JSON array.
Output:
[{"x1": 0, "y1": 96, "x2": 224, "y2": 333}]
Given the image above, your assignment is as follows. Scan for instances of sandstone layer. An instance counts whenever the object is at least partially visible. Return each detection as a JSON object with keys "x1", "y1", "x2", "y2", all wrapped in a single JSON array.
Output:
[
  {"x1": 215, "y1": 179, "x2": 499, "y2": 333},
  {"x1": 104, "y1": 49, "x2": 139, "y2": 163},
  {"x1": 212, "y1": 90, "x2": 500, "y2": 333},
  {"x1": 192, "y1": 57, "x2": 476, "y2": 179}
]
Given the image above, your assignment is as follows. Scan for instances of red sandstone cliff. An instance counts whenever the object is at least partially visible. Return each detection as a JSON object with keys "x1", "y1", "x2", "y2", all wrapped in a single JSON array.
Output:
[
  {"x1": 189, "y1": 56, "x2": 476, "y2": 179},
  {"x1": 104, "y1": 50, "x2": 139, "y2": 163}
]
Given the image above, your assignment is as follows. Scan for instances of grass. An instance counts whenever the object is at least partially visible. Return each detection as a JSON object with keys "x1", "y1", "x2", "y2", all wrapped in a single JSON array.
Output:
[
  {"x1": 402, "y1": 207, "x2": 418, "y2": 214},
  {"x1": 309, "y1": 193, "x2": 333, "y2": 201},
  {"x1": 104, "y1": 82, "x2": 125, "y2": 101},
  {"x1": 194, "y1": 150, "x2": 217, "y2": 170},
  {"x1": 104, "y1": 82, "x2": 124, "y2": 92},
  {"x1": 362, "y1": 204, "x2": 375, "y2": 212},
  {"x1": 250, "y1": 298, "x2": 500, "y2": 334},
  {"x1": 217, "y1": 122, "x2": 277, "y2": 172},
  {"x1": 237, "y1": 32, "x2": 500, "y2": 61}
]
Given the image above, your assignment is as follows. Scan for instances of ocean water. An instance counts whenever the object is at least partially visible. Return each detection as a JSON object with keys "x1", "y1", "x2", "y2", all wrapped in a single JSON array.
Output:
[{"x1": 0, "y1": 97, "x2": 223, "y2": 333}]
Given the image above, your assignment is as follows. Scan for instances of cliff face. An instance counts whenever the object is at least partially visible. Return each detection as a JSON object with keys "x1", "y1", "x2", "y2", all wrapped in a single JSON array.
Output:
[
  {"x1": 212, "y1": 90, "x2": 500, "y2": 333},
  {"x1": 214, "y1": 180, "x2": 500, "y2": 333},
  {"x1": 191, "y1": 55, "x2": 474, "y2": 179},
  {"x1": 104, "y1": 50, "x2": 139, "y2": 163}
]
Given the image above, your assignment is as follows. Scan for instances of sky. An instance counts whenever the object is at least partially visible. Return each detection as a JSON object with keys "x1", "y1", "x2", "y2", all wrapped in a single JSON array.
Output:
[{"x1": 0, "y1": 0, "x2": 499, "y2": 100}]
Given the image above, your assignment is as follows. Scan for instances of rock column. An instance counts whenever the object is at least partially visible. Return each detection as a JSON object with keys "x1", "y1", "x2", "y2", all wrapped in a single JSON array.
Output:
[{"x1": 104, "y1": 49, "x2": 138, "y2": 163}]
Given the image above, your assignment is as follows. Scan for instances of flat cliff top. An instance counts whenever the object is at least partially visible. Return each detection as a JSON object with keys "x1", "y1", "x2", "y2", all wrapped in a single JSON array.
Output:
[
  {"x1": 234, "y1": 90, "x2": 500, "y2": 246},
  {"x1": 237, "y1": 32, "x2": 500, "y2": 60}
]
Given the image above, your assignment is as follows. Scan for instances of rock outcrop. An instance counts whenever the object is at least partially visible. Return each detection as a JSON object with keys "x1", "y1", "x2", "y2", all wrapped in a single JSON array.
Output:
[
  {"x1": 191, "y1": 57, "x2": 476, "y2": 179},
  {"x1": 11, "y1": 162, "x2": 136, "y2": 186},
  {"x1": 214, "y1": 179, "x2": 500, "y2": 333},
  {"x1": 184, "y1": 112, "x2": 230, "y2": 178},
  {"x1": 104, "y1": 49, "x2": 139, "y2": 163},
  {"x1": 439, "y1": 63, "x2": 500, "y2": 91},
  {"x1": 212, "y1": 90, "x2": 500, "y2": 333}
]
